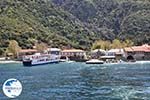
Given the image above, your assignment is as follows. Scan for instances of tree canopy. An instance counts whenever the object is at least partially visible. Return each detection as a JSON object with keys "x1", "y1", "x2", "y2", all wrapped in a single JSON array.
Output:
[
  {"x1": 6, "y1": 40, "x2": 21, "y2": 58},
  {"x1": 0, "y1": 0, "x2": 149, "y2": 55},
  {"x1": 35, "y1": 42, "x2": 48, "y2": 53},
  {"x1": 92, "y1": 39, "x2": 134, "y2": 50}
]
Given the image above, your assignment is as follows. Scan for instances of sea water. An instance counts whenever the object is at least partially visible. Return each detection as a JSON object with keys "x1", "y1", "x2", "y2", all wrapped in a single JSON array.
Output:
[{"x1": 0, "y1": 61, "x2": 150, "y2": 100}]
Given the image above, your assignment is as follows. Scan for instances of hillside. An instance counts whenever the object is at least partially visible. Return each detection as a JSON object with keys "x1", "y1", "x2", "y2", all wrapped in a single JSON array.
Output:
[
  {"x1": 0, "y1": 0, "x2": 150, "y2": 54},
  {"x1": 51, "y1": 0, "x2": 150, "y2": 44},
  {"x1": 0, "y1": 0, "x2": 95, "y2": 51}
]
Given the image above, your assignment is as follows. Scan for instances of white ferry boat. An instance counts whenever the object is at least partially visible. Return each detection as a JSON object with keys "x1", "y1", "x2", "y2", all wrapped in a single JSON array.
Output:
[{"x1": 22, "y1": 48, "x2": 61, "y2": 66}]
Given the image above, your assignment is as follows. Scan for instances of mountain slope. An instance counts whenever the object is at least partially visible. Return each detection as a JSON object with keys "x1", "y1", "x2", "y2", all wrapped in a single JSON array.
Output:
[
  {"x1": 0, "y1": 0, "x2": 149, "y2": 53},
  {"x1": 51, "y1": 0, "x2": 150, "y2": 44},
  {"x1": 0, "y1": 0, "x2": 95, "y2": 50}
]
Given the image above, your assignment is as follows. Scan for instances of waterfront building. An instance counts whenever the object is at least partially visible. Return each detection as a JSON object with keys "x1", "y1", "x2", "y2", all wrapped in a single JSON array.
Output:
[
  {"x1": 47, "y1": 48, "x2": 61, "y2": 56},
  {"x1": 91, "y1": 49, "x2": 106, "y2": 59},
  {"x1": 124, "y1": 44, "x2": 150, "y2": 61},
  {"x1": 106, "y1": 49, "x2": 125, "y2": 60},
  {"x1": 61, "y1": 49, "x2": 87, "y2": 61},
  {"x1": 18, "y1": 48, "x2": 61, "y2": 60}
]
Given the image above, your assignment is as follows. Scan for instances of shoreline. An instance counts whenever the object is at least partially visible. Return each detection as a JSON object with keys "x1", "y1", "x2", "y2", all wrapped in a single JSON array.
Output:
[
  {"x1": 0, "y1": 60, "x2": 21, "y2": 64},
  {"x1": 0, "y1": 60, "x2": 149, "y2": 64}
]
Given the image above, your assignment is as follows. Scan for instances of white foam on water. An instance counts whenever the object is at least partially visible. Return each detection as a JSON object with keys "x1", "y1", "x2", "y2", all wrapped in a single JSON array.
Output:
[{"x1": 0, "y1": 60, "x2": 21, "y2": 64}]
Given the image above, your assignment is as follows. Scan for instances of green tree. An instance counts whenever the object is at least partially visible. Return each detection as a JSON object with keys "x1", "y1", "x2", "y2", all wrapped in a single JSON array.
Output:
[
  {"x1": 35, "y1": 42, "x2": 47, "y2": 53},
  {"x1": 6, "y1": 40, "x2": 21, "y2": 58},
  {"x1": 123, "y1": 39, "x2": 134, "y2": 47},
  {"x1": 92, "y1": 40, "x2": 111, "y2": 50},
  {"x1": 111, "y1": 39, "x2": 122, "y2": 49},
  {"x1": 0, "y1": 48, "x2": 4, "y2": 56}
]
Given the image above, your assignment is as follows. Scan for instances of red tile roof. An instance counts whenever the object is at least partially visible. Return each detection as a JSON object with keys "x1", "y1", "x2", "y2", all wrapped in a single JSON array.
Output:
[
  {"x1": 19, "y1": 49, "x2": 37, "y2": 53},
  {"x1": 62, "y1": 49, "x2": 85, "y2": 53},
  {"x1": 124, "y1": 47, "x2": 133, "y2": 52},
  {"x1": 124, "y1": 44, "x2": 150, "y2": 52}
]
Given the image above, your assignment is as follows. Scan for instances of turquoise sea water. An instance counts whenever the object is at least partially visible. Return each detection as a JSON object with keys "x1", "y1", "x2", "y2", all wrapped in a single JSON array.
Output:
[{"x1": 0, "y1": 62, "x2": 150, "y2": 100}]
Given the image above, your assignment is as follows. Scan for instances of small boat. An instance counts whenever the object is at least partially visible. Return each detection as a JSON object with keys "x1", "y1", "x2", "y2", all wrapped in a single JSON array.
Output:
[
  {"x1": 86, "y1": 59, "x2": 104, "y2": 64},
  {"x1": 60, "y1": 56, "x2": 75, "y2": 63},
  {"x1": 66, "y1": 61, "x2": 75, "y2": 63},
  {"x1": 127, "y1": 59, "x2": 136, "y2": 62},
  {"x1": 60, "y1": 56, "x2": 69, "y2": 62}
]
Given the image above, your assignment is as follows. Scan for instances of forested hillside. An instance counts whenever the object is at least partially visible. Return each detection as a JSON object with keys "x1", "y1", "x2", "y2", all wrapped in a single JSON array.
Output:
[
  {"x1": 0, "y1": 0, "x2": 149, "y2": 54},
  {"x1": 51, "y1": 0, "x2": 150, "y2": 43}
]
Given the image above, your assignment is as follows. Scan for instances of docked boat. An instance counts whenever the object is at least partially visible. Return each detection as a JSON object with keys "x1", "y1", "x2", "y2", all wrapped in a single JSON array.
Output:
[
  {"x1": 22, "y1": 53, "x2": 60, "y2": 66},
  {"x1": 60, "y1": 56, "x2": 69, "y2": 62},
  {"x1": 60, "y1": 56, "x2": 75, "y2": 63},
  {"x1": 86, "y1": 59, "x2": 104, "y2": 64}
]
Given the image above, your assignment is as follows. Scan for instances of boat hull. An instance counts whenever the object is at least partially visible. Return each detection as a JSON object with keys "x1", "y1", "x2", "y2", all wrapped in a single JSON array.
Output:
[
  {"x1": 23, "y1": 60, "x2": 59, "y2": 66},
  {"x1": 86, "y1": 62, "x2": 104, "y2": 64},
  {"x1": 86, "y1": 59, "x2": 104, "y2": 64},
  {"x1": 23, "y1": 61, "x2": 32, "y2": 66}
]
